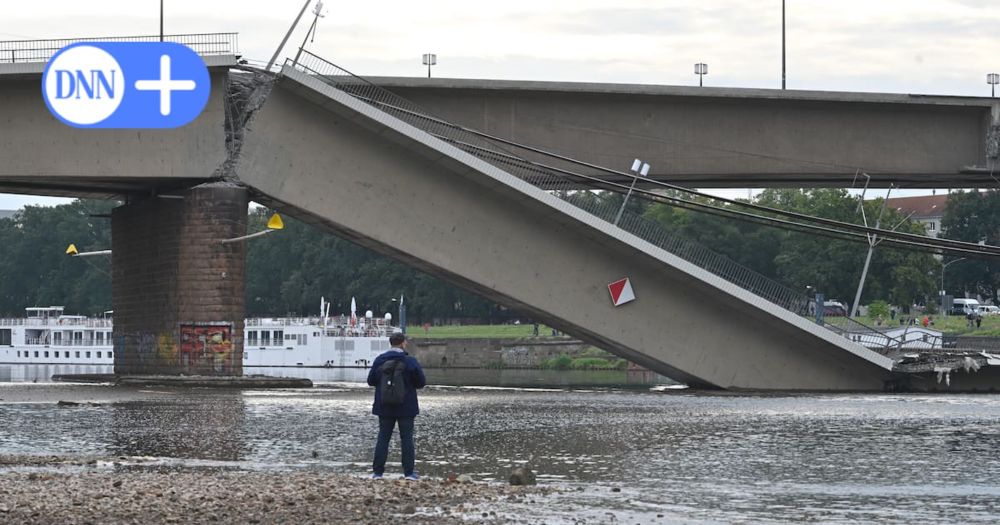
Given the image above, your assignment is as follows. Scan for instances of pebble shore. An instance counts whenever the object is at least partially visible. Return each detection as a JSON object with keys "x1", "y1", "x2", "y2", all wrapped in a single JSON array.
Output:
[{"x1": 0, "y1": 455, "x2": 549, "y2": 524}]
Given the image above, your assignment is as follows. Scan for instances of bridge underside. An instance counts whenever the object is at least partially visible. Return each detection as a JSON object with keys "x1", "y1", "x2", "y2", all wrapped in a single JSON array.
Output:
[
  {"x1": 367, "y1": 77, "x2": 1000, "y2": 189},
  {"x1": 233, "y1": 68, "x2": 894, "y2": 391}
]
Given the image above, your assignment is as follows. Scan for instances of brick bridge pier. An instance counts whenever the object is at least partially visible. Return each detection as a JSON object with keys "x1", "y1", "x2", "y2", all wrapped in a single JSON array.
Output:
[{"x1": 111, "y1": 183, "x2": 248, "y2": 376}]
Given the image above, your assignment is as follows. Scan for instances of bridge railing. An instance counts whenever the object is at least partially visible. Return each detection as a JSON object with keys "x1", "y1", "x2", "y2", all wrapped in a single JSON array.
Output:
[
  {"x1": 0, "y1": 33, "x2": 238, "y2": 64},
  {"x1": 286, "y1": 50, "x2": 903, "y2": 354}
]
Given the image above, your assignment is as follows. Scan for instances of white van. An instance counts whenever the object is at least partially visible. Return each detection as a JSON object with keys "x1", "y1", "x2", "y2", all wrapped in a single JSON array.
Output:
[
  {"x1": 951, "y1": 298, "x2": 981, "y2": 316},
  {"x1": 978, "y1": 305, "x2": 999, "y2": 316}
]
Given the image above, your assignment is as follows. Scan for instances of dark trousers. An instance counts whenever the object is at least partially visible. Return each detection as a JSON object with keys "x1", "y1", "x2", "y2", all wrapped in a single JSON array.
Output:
[{"x1": 372, "y1": 416, "x2": 415, "y2": 476}]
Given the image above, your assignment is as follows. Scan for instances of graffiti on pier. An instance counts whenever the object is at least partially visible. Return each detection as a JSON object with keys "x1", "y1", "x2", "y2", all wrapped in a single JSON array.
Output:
[
  {"x1": 118, "y1": 331, "x2": 178, "y2": 373},
  {"x1": 180, "y1": 324, "x2": 234, "y2": 374}
]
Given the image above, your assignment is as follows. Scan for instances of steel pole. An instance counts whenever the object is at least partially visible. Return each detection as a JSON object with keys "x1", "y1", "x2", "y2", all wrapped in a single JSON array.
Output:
[
  {"x1": 781, "y1": 0, "x2": 786, "y2": 89},
  {"x1": 267, "y1": 0, "x2": 312, "y2": 71},
  {"x1": 850, "y1": 187, "x2": 891, "y2": 318},
  {"x1": 160, "y1": 0, "x2": 164, "y2": 42},
  {"x1": 613, "y1": 177, "x2": 640, "y2": 226}
]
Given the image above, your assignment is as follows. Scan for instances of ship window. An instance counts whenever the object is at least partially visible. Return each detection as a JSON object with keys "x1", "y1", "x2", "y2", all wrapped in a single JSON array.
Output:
[
  {"x1": 97, "y1": 352, "x2": 102, "y2": 358},
  {"x1": 274, "y1": 330, "x2": 284, "y2": 342},
  {"x1": 54, "y1": 351, "x2": 59, "y2": 358},
  {"x1": 96, "y1": 332, "x2": 103, "y2": 344},
  {"x1": 86, "y1": 352, "x2": 91, "y2": 358},
  {"x1": 76, "y1": 351, "x2": 80, "y2": 358},
  {"x1": 0, "y1": 328, "x2": 11, "y2": 345},
  {"x1": 109, "y1": 351, "x2": 113, "y2": 358},
  {"x1": 44, "y1": 351, "x2": 49, "y2": 358},
  {"x1": 34, "y1": 351, "x2": 39, "y2": 357},
  {"x1": 247, "y1": 331, "x2": 257, "y2": 344},
  {"x1": 313, "y1": 332, "x2": 319, "y2": 337},
  {"x1": 16, "y1": 351, "x2": 20, "y2": 357}
]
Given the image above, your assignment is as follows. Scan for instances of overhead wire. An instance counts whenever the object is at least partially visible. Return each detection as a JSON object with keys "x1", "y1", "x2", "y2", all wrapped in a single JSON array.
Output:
[
  {"x1": 436, "y1": 135, "x2": 998, "y2": 259},
  {"x1": 340, "y1": 81, "x2": 1000, "y2": 258}
]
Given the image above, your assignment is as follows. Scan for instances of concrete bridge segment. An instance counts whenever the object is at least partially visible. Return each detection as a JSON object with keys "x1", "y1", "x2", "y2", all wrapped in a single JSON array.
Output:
[
  {"x1": 366, "y1": 77, "x2": 1000, "y2": 189},
  {"x1": 234, "y1": 66, "x2": 894, "y2": 390}
]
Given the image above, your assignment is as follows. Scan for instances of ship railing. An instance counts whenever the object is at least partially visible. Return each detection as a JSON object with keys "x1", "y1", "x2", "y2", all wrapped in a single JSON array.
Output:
[
  {"x1": 0, "y1": 318, "x2": 113, "y2": 328},
  {"x1": 52, "y1": 340, "x2": 107, "y2": 347}
]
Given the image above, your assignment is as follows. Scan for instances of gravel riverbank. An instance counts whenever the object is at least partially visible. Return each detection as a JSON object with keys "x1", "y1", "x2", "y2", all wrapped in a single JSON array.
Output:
[{"x1": 0, "y1": 456, "x2": 550, "y2": 524}]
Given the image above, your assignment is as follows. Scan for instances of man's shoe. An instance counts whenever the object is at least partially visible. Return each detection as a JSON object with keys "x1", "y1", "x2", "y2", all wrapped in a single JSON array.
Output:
[
  {"x1": 404, "y1": 473, "x2": 420, "y2": 481},
  {"x1": 370, "y1": 473, "x2": 383, "y2": 480}
]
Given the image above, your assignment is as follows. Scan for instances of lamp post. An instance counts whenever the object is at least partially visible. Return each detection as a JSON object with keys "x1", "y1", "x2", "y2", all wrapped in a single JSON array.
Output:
[
  {"x1": 781, "y1": 0, "x2": 786, "y2": 89},
  {"x1": 422, "y1": 54, "x2": 437, "y2": 78},
  {"x1": 613, "y1": 159, "x2": 650, "y2": 226},
  {"x1": 694, "y1": 62, "x2": 707, "y2": 87},
  {"x1": 159, "y1": 0, "x2": 164, "y2": 42},
  {"x1": 989, "y1": 73, "x2": 999, "y2": 98},
  {"x1": 941, "y1": 257, "x2": 966, "y2": 313},
  {"x1": 266, "y1": 0, "x2": 313, "y2": 71},
  {"x1": 292, "y1": 0, "x2": 325, "y2": 66}
]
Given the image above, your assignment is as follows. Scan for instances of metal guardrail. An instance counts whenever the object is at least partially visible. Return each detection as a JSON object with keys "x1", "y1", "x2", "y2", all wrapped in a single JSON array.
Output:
[
  {"x1": 286, "y1": 49, "x2": 904, "y2": 354},
  {"x1": 0, "y1": 33, "x2": 238, "y2": 64}
]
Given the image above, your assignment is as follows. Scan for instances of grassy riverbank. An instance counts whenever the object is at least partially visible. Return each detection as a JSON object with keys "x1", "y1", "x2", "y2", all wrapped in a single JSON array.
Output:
[{"x1": 855, "y1": 314, "x2": 1000, "y2": 336}]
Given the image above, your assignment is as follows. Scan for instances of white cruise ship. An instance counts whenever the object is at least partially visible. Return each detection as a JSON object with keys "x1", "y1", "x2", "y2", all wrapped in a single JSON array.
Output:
[{"x1": 0, "y1": 299, "x2": 396, "y2": 370}]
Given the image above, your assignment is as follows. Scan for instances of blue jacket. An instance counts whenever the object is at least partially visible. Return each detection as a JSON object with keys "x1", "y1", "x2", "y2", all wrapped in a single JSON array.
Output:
[{"x1": 367, "y1": 348, "x2": 426, "y2": 418}]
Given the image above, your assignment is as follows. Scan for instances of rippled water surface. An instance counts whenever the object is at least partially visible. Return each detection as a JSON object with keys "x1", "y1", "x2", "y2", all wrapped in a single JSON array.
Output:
[{"x1": 3, "y1": 382, "x2": 1000, "y2": 523}]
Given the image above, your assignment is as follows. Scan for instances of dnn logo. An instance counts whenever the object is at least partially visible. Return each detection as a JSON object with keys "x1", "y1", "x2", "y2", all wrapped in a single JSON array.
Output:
[{"x1": 42, "y1": 42, "x2": 210, "y2": 128}]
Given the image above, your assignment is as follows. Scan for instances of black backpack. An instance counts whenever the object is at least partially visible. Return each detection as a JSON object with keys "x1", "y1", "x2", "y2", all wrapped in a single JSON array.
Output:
[{"x1": 379, "y1": 358, "x2": 407, "y2": 406}]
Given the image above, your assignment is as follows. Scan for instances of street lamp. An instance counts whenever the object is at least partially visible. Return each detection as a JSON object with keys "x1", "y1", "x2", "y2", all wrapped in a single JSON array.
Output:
[
  {"x1": 988, "y1": 73, "x2": 999, "y2": 98},
  {"x1": 781, "y1": 0, "x2": 786, "y2": 89},
  {"x1": 941, "y1": 257, "x2": 967, "y2": 313},
  {"x1": 613, "y1": 159, "x2": 650, "y2": 226},
  {"x1": 694, "y1": 63, "x2": 708, "y2": 87},
  {"x1": 422, "y1": 53, "x2": 437, "y2": 78}
]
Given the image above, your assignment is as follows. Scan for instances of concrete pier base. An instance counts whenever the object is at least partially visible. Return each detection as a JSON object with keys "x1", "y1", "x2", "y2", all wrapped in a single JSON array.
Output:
[
  {"x1": 50, "y1": 374, "x2": 313, "y2": 388},
  {"x1": 111, "y1": 183, "x2": 248, "y2": 376}
]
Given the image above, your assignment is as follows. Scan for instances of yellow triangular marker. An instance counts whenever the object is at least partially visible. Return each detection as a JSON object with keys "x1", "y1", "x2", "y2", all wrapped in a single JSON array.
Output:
[
  {"x1": 66, "y1": 244, "x2": 78, "y2": 255},
  {"x1": 266, "y1": 213, "x2": 284, "y2": 230}
]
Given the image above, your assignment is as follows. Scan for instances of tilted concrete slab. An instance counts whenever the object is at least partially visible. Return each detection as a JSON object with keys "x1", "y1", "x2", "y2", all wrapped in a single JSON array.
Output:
[
  {"x1": 0, "y1": 56, "x2": 238, "y2": 198},
  {"x1": 363, "y1": 77, "x2": 1000, "y2": 188},
  {"x1": 234, "y1": 66, "x2": 894, "y2": 391}
]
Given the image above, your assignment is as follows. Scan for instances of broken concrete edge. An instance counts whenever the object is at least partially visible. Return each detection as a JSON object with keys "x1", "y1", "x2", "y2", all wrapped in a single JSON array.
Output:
[{"x1": 50, "y1": 374, "x2": 313, "y2": 388}]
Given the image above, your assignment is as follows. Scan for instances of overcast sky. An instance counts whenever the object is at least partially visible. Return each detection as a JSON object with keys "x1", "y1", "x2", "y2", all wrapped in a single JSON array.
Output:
[{"x1": 2, "y1": 0, "x2": 998, "y2": 209}]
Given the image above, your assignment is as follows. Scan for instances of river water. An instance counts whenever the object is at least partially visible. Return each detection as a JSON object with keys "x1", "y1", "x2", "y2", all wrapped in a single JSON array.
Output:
[{"x1": 2, "y1": 375, "x2": 1000, "y2": 523}]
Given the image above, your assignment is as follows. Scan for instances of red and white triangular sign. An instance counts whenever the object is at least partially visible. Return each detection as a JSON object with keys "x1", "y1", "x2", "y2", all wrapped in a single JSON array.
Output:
[{"x1": 608, "y1": 277, "x2": 635, "y2": 306}]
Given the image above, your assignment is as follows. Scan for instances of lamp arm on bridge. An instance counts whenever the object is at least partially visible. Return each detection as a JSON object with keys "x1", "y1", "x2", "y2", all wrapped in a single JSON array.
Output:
[
  {"x1": 66, "y1": 244, "x2": 111, "y2": 257},
  {"x1": 218, "y1": 213, "x2": 284, "y2": 244}
]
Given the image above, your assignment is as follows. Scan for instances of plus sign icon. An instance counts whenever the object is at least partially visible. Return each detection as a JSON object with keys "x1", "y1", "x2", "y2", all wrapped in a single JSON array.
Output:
[{"x1": 42, "y1": 42, "x2": 210, "y2": 128}]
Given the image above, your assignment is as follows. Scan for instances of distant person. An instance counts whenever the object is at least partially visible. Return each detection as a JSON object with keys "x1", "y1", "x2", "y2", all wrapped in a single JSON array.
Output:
[
  {"x1": 422, "y1": 322, "x2": 430, "y2": 335},
  {"x1": 922, "y1": 316, "x2": 930, "y2": 328},
  {"x1": 367, "y1": 333, "x2": 426, "y2": 480},
  {"x1": 966, "y1": 311, "x2": 975, "y2": 328},
  {"x1": 532, "y1": 322, "x2": 539, "y2": 337},
  {"x1": 890, "y1": 307, "x2": 897, "y2": 320},
  {"x1": 976, "y1": 313, "x2": 983, "y2": 329}
]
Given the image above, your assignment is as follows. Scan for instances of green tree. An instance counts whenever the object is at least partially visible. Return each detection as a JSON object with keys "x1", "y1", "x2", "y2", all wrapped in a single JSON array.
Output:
[{"x1": 940, "y1": 190, "x2": 1000, "y2": 301}]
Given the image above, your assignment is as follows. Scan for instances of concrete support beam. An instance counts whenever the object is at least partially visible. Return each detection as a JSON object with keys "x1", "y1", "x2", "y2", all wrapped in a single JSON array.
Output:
[{"x1": 112, "y1": 183, "x2": 247, "y2": 376}]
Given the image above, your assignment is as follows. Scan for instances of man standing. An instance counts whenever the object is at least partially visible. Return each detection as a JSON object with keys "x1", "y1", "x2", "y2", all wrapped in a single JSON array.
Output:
[{"x1": 367, "y1": 333, "x2": 426, "y2": 480}]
